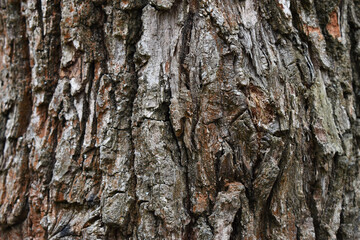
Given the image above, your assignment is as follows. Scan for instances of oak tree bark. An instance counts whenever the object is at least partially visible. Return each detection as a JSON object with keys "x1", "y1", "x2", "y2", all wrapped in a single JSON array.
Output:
[{"x1": 0, "y1": 0, "x2": 360, "y2": 239}]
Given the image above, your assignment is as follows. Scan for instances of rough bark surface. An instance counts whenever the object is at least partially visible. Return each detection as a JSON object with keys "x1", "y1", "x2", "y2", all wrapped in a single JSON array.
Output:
[{"x1": 0, "y1": 0, "x2": 360, "y2": 239}]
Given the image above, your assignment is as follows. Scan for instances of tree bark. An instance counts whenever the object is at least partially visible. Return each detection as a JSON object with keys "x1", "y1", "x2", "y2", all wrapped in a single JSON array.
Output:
[{"x1": 0, "y1": 0, "x2": 359, "y2": 239}]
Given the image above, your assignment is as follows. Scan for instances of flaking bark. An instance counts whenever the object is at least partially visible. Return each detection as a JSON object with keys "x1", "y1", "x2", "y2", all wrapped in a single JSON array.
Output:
[{"x1": 0, "y1": 0, "x2": 360, "y2": 239}]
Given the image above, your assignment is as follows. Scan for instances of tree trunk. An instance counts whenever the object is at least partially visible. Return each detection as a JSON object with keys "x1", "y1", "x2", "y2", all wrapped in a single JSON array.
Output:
[{"x1": 0, "y1": 0, "x2": 359, "y2": 239}]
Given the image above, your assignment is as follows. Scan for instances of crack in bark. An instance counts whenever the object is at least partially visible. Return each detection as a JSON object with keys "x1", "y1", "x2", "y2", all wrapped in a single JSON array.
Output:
[{"x1": 124, "y1": 7, "x2": 144, "y2": 238}]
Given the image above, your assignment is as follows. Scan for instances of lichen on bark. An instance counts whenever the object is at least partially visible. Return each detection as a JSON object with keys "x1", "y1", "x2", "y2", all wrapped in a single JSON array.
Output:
[{"x1": 0, "y1": 0, "x2": 360, "y2": 239}]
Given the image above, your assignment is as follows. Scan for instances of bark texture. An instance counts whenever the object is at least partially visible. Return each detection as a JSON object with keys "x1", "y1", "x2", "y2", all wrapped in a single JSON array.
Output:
[{"x1": 0, "y1": 0, "x2": 360, "y2": 239}]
